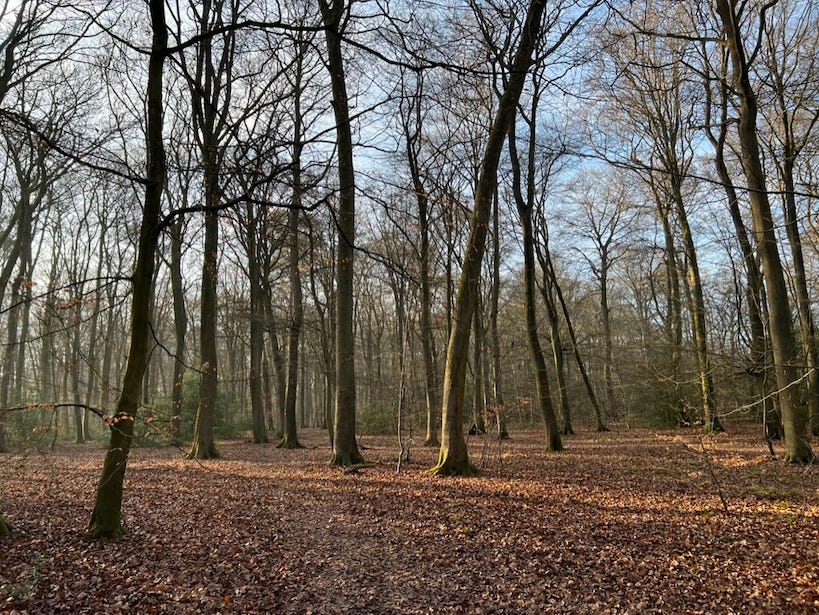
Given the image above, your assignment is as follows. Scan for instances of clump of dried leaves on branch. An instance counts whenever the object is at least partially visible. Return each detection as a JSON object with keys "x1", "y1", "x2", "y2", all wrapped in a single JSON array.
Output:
[{"x1": 1, "y1": 425, "x2": 817, "y2": 613}]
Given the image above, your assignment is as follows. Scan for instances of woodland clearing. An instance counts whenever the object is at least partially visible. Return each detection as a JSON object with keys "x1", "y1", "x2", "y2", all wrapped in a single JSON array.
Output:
[{"x1": 1, "y1": 426, "x2": 817, "y2": 614}]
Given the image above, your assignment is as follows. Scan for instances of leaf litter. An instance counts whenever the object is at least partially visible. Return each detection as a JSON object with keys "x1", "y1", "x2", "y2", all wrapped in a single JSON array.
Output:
[{"x1": 1, "y1": 425, "x2": 817, "y2": 614}]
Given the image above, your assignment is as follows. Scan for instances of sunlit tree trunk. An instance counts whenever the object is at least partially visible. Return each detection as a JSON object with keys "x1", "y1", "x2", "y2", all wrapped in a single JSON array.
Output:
[{"x1": 431, "y1": 0, "x2": 550, "y2": 475}]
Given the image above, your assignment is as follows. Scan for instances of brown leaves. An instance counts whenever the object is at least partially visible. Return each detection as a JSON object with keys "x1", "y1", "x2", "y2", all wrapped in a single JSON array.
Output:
[{"x1": 0, "y1": 426, "x2": 817, "y2": 613}]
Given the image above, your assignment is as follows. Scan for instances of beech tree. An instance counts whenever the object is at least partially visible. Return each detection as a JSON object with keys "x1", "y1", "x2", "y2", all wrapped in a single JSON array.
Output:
[
  {"x1": 431, "y1": 0, "x2": 550, "y2": 476},
  {"x1": 87, "y1": 0, "x2": 168, "y2": 538},
  {"x1": 318, "y1": 0, "x2": 364, "y2": 466},
  {"x1": 713, "y1": 0, "x2": 814, "y2": 463}
]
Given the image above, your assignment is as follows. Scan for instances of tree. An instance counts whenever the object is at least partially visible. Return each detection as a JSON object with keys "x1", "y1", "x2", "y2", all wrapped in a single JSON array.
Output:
[
  {"x1": 318, "y1": 0, "x2": 364, "y2": 466},
  {"x1": 608, "y1": 30, "x2": 722, "y2": 431},
  {"x1": 713, "y1": 0, "x2": 814, "y2": 463},
  {"x1": 430, "y1": 0, "x2": 550, "y2": 476},
  {"x1": 87, "y1": 0, "x2": 168, "y2": 538},
  {"x1": 759, "y1": 1, "x2": 819, "y2": 436},
  {"x1": 185, "y1": 0, "x2": 242, "y2": 460},
  {"x1": 507, "y1": 82, "x2": 562, "y2": 451},
  {"x1": 278, "y1": 32, "x2": 312, "y2": 450},
  {"x1": 398, "y1": 68, "x2": 440, "y2": 446}
]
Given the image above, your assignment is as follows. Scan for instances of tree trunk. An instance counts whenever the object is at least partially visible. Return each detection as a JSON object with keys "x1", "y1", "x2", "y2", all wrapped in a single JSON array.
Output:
[
  {"x1": 403, "y1": 74, "x2": 440, "y2": 447},
  {"x1": 319, "y1": 0, "x2": 364, "y2": 466},
  {"x1": 278, "y1": 107, "x2": 305, "y2": 449},
  {"x1": 188, "y1": 205, "x2": 220, "y2": 460},
  {"x1": 169, "y1": 218, "x2": 186, "y2": 442},
  {"x1": 672, "y1": 184, "x2": 721, "y2": 432},
  {"x1": 471, "y1": 290, "x2": 487, "y2": 434},
  {"x1": 87, "y1": 0, "x2": 167, "y2": 538},
  {"x1": 490, "y1": 189, "x2": 508, "y2": 439},
  {"x1": 247, "y1": 204, "x2": 268, "y2": 444},
  {"x1": 715, "y1": 0, "x2": 813, "y2": 463},
  {"x1": 431, "y1": 0, "x2": 549, "y2": 475}
]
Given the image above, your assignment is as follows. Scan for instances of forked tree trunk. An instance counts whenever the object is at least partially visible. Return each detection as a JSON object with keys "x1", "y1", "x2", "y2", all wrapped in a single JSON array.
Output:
[{"x1": 87, "y1": 0, "x2": 167, "y2": 538}]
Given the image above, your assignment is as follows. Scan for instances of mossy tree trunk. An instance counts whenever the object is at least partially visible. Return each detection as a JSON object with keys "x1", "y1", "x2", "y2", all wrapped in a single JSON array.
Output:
[
  {"x1": 430, "y1": 0, "x2": 551, "y2": 476},
  {"x1": 87, "y1": 0, "x2": 167, "y2": 539}
]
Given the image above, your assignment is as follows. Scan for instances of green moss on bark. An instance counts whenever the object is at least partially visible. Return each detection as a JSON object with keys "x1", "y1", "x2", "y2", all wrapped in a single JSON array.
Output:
[{"x1": 0, "y1": 515, "x2": 12, "y2": 537}]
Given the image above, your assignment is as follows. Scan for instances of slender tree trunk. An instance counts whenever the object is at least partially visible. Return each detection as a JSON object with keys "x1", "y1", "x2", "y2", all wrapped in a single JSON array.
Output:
[
  {"x1": 247, "y1": 204, "x2": 268, "y2": 444},
  {"x1": 471, "y1": 290, "x2": 486, "y2": 434},
  {"x1": 672, "y1": 184, "x2": 721, "y2": 432},
  {"x1": 169, "y1": 218, "x2": 186, "y2": 442},
  {"x1": 704, "y1": 71, "x2": 769, "y2": 429},
  {"x1": 651, "y1": 190, "x2": 685, "y2": 423},
  {"x1": 87, "y1": 0, "x2": 167, "y2": 538},
  {"x1": 490, "y1": 189, "x2": 508, "y2": 439},
  {"x1": 780, "y1": 158, "x2": 819, "y2": 436},
  {"x1": 278, "y1": 93, "x2": 305, "y2": 449},
  {"x1": 403, "y1": 77, "x2": 440, "y2": 447},
  {"x1": 537, "y1": 244, "x2": 607, "y2": 431},
  {"x1": 431, "y1": 0, "x2": 549, "y2": 475},
  {"x1": 519, "y1": 206, "x2": 561, "y2": 450},
  {"x1": 0, "y1": 272, "x2": 22, "y2": 452},
  {"x1": 541, "y1": 280, "x2": 572, "y2": 435}
]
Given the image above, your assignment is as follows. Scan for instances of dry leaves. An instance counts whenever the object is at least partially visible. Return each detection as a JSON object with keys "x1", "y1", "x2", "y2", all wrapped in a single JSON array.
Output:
[{"x1": 1, "y1": 426, "x2": 817, "y2": 614}]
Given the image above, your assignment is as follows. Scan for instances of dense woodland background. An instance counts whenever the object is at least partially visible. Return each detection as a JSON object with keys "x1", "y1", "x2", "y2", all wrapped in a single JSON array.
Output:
[{"x1": 0, "y1": 0, "x2": 817, "y2": 528}]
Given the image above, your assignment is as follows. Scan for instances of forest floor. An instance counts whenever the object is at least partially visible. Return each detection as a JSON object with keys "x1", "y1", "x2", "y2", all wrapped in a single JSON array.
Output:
[{"x1": 1, "y1": 425, "x2": 817, "y2": 614}]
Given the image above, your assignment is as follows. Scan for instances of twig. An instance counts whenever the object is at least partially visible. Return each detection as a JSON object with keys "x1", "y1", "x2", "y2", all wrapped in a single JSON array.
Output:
[{"x1": 699, "y1": 436, "x2": 729, "y2": 515}]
